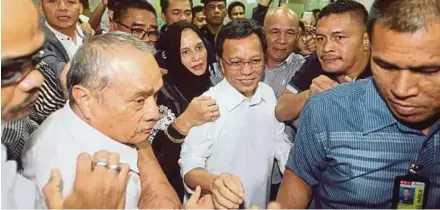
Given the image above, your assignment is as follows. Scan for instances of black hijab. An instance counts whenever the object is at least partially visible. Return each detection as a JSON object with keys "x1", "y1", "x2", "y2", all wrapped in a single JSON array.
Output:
[{"x1": 162, "y1": 21, "x2": 213, "y2": 101}]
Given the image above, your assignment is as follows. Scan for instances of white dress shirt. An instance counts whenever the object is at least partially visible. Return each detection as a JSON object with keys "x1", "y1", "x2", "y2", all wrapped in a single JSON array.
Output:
[
  {"x1": 2, "y1": 144, "x2": 39, "y2": 209},
  {"x1": 45, "y1": 21, "x2": 84, "y2": 59},
  {"x1": 179, "y1": 79, "x2": 292, "y2": 208},
  {"x1": 22, "y1": 104, "x2": 141, "y2": 209}
]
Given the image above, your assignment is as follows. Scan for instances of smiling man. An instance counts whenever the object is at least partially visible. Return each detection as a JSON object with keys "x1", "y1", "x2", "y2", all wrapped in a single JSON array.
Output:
[
  {"x1": 276, "y1": 0, "x2": 440, "y2": 208},
  {"x1": 179, "y1": 19, "x2": 292, "y2": 209}
]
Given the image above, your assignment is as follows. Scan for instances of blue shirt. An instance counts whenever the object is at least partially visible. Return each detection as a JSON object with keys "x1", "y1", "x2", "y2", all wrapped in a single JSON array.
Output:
[{"x1": 287, "y1": 78, "x2": 440, "y2": 208}]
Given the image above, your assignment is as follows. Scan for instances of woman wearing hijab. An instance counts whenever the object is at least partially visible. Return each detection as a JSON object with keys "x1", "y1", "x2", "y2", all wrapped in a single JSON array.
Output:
[{"x1": 149, "y1": 21, "x2": 223, "y2": 201}]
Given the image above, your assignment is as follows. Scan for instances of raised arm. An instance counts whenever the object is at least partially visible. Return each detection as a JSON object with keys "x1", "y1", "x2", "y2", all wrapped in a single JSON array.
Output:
[
  {"x1": 252, "y1": 0, "x2": 273, "y2": 25},
  {"x1": 88, "y1": 0, "x2": 107, "y2": 32}
]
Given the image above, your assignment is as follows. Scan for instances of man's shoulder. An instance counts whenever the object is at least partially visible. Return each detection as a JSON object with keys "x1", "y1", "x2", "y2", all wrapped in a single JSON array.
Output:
[
  {"x1": 259, "y1": 81, "x2": 277, "y2": 100},
  {"x1": 309, "y1": 78, "x2": 372, "y2": 107},
  {"x1": 303, "y1": 78, "x2": 372, "y2": 124},
  {"x1": 30, "y1": 108, "x2": 66, "y2": 142}
]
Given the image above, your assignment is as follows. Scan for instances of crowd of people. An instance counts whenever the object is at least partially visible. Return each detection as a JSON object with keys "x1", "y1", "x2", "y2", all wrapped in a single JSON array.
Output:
[{"x1": 1, "y1": 0, "x2": 440, "y2": 209}]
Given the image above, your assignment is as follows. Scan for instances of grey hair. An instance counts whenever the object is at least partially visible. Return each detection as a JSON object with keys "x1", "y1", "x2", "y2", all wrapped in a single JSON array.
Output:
[
  {"x1": 67, "y1": 31, "x2": 156, "y2": 105},
  {"x1": 368, "y1": 0, "x2": 440, "y2": 38}
]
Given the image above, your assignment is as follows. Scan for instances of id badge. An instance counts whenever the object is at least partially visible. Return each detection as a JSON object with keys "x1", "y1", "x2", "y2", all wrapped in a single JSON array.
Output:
[{"x1": 391, "y1": 172, "x2": 429, "y2": 209}]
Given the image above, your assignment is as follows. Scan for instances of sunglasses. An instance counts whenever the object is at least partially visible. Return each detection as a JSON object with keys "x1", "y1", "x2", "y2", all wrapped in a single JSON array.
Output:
[{"x1": 1, "y1": 48, "x2": 45, "y2": 86}]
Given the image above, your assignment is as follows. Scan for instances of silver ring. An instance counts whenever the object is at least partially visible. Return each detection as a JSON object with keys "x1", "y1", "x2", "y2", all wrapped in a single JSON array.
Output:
[
  {"x1": 108, "y1": 164, "x2": 122, "y2": 173},
  {"x1": 94, "y1": 159, "x2": 109, "y2": 169}
]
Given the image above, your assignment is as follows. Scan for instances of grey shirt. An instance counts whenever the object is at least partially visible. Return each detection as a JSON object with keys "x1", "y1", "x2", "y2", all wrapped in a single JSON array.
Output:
[{"x1": 263, "y1": 53, "x2": 305, "y2": 98}]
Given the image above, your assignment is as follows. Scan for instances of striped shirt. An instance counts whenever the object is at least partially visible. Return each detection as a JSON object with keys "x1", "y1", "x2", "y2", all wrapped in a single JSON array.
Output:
[
  {"x1": 29, "y1": 62, "x2": 66, "y2": 124},
  {"x1": 1, "y1": 118, "x2": 38, "y2": 171},
  {"x1": 263, "y1": 53, "x2": 305, "y2": 98},
  {"x1": 287, "y1": 78, "x2": 440, "y2": 208}
]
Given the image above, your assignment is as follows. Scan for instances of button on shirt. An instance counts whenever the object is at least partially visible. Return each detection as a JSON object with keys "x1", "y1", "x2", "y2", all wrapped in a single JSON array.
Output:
[
  {"x1": 179, "y1": 79, "x2": 292, "y2": 208},
  {"x1": 287, "y1": 78, "x2": 440, "y2": 208},
  {"x1": 263, "y1": 53, "x2": 305, "y2": 98},
  {"x1": 22, "y1": 104, "x2": 141, "y2": 208},
  {"x1": 45, "y1": 21, "x2": 84, "y2": 59}
]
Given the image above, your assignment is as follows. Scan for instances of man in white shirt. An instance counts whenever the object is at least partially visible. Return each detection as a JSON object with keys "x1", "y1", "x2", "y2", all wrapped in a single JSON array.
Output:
[
  {"x1": 22, "y1": 32, "x2": 181, "y2": 209},
  {"x1": 1, "y1": 0, "x2": 131, "y2": 208},
  {"x1": 179, "y1": 19, "x2": 292, "y2": 209},
  {"x1": 40, "y1": 0, "x2": 85, "y2": 62}
]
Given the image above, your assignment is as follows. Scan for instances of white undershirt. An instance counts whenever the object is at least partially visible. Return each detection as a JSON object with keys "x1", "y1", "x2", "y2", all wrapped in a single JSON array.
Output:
[{"x1": 45, "y1": 21, "x2": 84, "y2": 59}]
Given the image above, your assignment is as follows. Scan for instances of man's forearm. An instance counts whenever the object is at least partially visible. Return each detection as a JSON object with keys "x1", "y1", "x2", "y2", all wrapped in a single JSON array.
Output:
[
  {"x1": 276, "y1": 169, "x2": 312, "y2": 208},
  {"x1": 184, "y1": 168, "x2": 217, "y2": 194},
  {"x1": 275, "y1": 90, "x2": 310, "y2": 122},
  {"x1": 88, "y1": 2, "x2": 107, "y2": 31},
  {"x1": 137, "y1": 146, "x2": 181, "y2": 209},
  {"x1": 173, "y1": 112, "x2": 194, "y2": 134}
]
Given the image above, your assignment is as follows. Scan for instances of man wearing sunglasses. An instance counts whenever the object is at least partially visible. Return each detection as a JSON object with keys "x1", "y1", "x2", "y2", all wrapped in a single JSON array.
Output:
[
  {"x1": 109, "y1": 0, "x2": 160, "y2": 46},
  {"x1": 2, "y1": 0, "x2": 133, "y2": 208}
]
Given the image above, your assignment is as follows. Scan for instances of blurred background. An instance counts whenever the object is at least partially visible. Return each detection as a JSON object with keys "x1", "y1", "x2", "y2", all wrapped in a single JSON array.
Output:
[{"x1": 33, "y1": 0, "x2": 374, "y2": 29}]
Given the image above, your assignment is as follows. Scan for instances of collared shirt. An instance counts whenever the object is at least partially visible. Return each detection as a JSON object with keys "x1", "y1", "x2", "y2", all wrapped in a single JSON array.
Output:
[
  {"x1": 22, "y1": 104, "x2": 141, "y2": 208},
  {"x1": 287, "y1": 78, "x2": 440, "y2": 208},
  {"x1": 263, "y1": 53, "x2": 305, "y2": 98},
  {"x1": 45, "y1": 21, "x2": 84, "y2": 59},
  {"x1": 179, "y1": 79, "x2": 292, "y2": 208}
]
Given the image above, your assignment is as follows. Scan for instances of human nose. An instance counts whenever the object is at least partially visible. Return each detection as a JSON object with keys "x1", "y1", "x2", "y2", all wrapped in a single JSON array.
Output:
[
  {"x1": 390, "y1": 70, "x2": 419, "y2": 99},
  {"x1": 322, "y1": 39, "x2": 335, "y2": 53},
  {"x1": 56, "y1": 0, "x2": 68, "y2": 11},
  {"x1": 143, "y1": 97, "x2": 159, "y2": 122},
  {"x1": 18, "y1": 69, "x2": 44, "y2": 92},
  {"x1": 239, "y1": 62, "x2": 254, "y2": 76}
]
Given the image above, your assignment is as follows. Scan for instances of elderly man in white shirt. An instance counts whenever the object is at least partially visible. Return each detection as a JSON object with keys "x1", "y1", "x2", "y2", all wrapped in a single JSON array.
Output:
[
  {"x1": 179, "y1": 19, "x2": 292, "y2": 209},
  {"x1": 2, "y1": 1, "x2": 136, "y2": 209},
  {"x1": 22, "y1": 32, "x2": 181, "y2": 209}
]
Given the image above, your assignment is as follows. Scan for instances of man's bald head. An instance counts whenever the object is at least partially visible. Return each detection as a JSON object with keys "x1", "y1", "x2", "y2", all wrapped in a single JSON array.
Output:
[
  {"x1": 263, "y1": 5, "x2": 300, "y2": 68},
  {"x1": 1, "y1": 0, "x2": 45, "y2": 60},
  {"x1": 264, "y1": 4, "x2": 298, "y2": 27}
]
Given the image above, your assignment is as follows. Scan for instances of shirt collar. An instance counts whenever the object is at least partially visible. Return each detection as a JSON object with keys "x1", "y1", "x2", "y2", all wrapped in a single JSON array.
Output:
[
  {"x1": 362, "y1": 78, "x2": 397, "y2": 134},
  {"x1": 217, "y1": 79, "x2": 266, "y2": 111},
  {"x1": 61, "y1": 103, "x2": 139, "y2": 173},
  {"x1": 45, "y1": 21, "x2": 85, "y2": 42},
  {"x1": 269, "y1": 53, "x2": 296, "y2": 70}
]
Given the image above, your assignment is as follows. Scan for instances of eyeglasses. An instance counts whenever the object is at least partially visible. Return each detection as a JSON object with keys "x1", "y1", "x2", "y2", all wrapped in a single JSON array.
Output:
[
  {"x1": 1, "y1": 48, "x2": 45, "y2": 86},
  {"x1": 114, "y1": 21, "x2": 160, "y2": 41},
  {"x1": 220, "y1": 57, "x2": 264, "y2": 71}
]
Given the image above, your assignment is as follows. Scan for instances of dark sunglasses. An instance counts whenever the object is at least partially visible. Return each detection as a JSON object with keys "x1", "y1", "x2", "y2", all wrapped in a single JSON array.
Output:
[{"x1": 1, "y1": 47, "x2": 45, "y2": 86}]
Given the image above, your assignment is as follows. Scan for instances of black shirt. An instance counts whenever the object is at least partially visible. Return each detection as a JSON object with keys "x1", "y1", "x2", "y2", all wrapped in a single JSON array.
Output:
[
  {"x1": 289, "y1": 54, "x2": 372, "y2": 92},
  {"x1": 200, "y1": 25, "x2": 216, "y2": 49}
]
